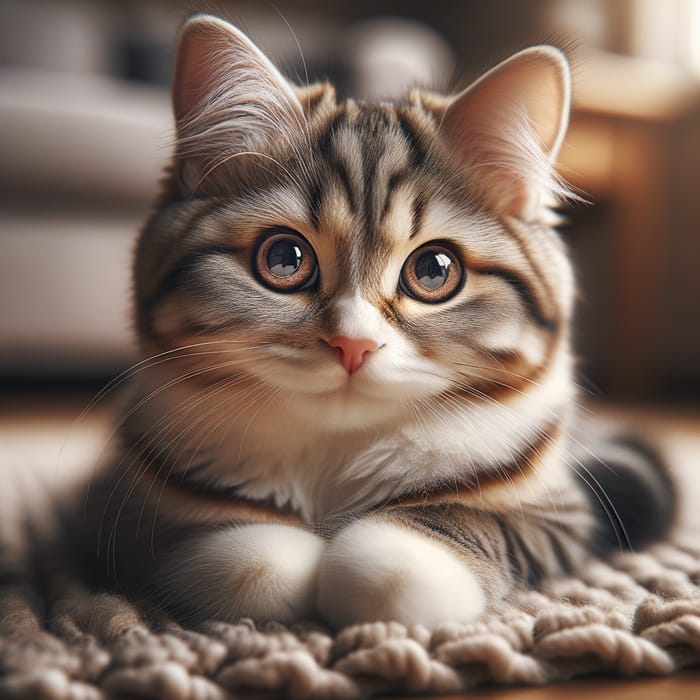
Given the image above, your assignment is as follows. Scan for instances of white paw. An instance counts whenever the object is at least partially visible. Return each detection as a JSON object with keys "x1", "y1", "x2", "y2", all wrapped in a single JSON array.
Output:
[
  {"x1": 318, "y1": 519, "x2": 485, "y2": 628},
  {"x1": 165, "y1": 524, "x2": 324, "y2": 623}
]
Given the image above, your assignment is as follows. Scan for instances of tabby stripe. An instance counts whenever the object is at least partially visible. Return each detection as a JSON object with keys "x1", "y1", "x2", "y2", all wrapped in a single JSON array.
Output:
[
  {"x1": 147, "y1": 244, "x2": 244, "y2": 307},
  {"x1": 500, "y1": 219, "x2": 560, "y2": 332},
  {"x1": 383, "y1": 503, "x2": 586, "y2": 592},
  {"x1": 380, "y1": 170, "x2": 409, "y2": 223},
  {"x1": 410, "y1": 194, "x2": 427, "y2": 239},
  {"x1": 132, "y1": 453, "x2": 304, "y2": 526},
  {"x1": 394, "y1": 504, "x2": 576, "y2": 586},
  {"x1": 308, "y1": 109, "x2": 349, "y2": 228},
  {"x1": 405, "y1": 513, "x2": 492, "y2": 560},
  {"x1": 377, "y1": 297, "x2": 404, "y2": 325},
  {"x1": 386, "y1": 420, "x2": 560, "y2": 508},
  {"x1": 178, "y1": 198, "x2": 226, "y2": 247},
  {"x1": 395, "y1": 109, "x2": 427, "y2": 167},
  {"x1": 142, "y1": 197, "x2": 225, "y2": 294},
  {"x1": 476, "y1": 265, "x2": 557, "y2": 332},
  {"x1": 140, "y1": 199, "x2": 221, "y2": 298},
  {"x1": 543, "y1": 528, "x2": 575, "y2": 573},
  {"x1": 330, "y1": 157, "x2": 356, "y2": 211},
  {"x1": 464, "y1": 376, "x2": 532, "y2": 405},
  {"x1": 316, "y1": 109, "x2": 347, "y2": 160},
  {"x1": 479, "y1": 419, "x2": 559, "y2": 490},
  {"x1": 498, "y1": 516, "x2": 545, "y2": 585},
  {"x1": 406, "y1": 514, "x2": 465, "y2": 548},
  {"x1": 495, "y1": 515, "x2": 521, "y2": 580},
  {"x1": 307, "y1": 179, "x2": 323, "y2": 229},
  {"x1": 541, "y1": 517, "x2": 590, "y2": 553},
  {"x1": 512, "y1": 525, "x2": 546, "y2": 585},
  {"x1": 361, "y1": 134, "x2": 385, "y2": 230}
]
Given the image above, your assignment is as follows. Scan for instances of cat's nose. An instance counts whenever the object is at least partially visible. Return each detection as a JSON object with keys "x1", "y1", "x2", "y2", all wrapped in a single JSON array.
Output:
[{"x1": 328, "y1": 336, "x2": 379, "y2": 374}]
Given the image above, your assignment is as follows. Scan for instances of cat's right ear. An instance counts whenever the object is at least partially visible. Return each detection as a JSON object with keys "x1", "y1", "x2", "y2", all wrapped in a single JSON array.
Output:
[{"x1": 172, "y1": 15, "x2": 305, "y2": 194}]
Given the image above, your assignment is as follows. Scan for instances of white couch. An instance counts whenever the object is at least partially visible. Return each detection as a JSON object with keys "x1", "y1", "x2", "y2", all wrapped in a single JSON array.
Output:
[{"x1": 0, "y1": 68, "x2": 172, "y2": 373}]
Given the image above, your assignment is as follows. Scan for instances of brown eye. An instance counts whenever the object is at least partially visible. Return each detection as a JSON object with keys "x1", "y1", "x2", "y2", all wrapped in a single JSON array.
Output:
[
  {"x1": 254, "y1": 229, "x2": 318, "y2": 292},
  {"x1": 400, "y1": 243, "x2": 464, "y2": 303}
]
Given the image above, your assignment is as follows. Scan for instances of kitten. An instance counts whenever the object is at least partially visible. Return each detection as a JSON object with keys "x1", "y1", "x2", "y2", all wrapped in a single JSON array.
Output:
[{"x1": 69, "y1": 15, "x2": 675, "y2": 628}]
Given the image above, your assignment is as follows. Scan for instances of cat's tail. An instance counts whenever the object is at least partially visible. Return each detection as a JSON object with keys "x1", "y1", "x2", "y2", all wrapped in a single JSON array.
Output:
[{"x1": 571, "y1": 434, "x2": 677, "y2": 554}]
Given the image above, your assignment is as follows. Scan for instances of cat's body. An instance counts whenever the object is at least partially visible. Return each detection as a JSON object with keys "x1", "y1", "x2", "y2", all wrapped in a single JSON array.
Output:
[{"x1": 64, "y1": 16, "x2": 675, "y2": 629}]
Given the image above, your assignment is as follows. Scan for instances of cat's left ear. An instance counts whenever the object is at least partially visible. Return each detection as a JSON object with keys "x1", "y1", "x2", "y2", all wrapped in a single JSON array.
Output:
[
  {"x1": 172, "y1": 15, "x2": 305, "y2": 193},
  {"x1": 433, "y1": 47, "x2": 571, "y2": 221}
]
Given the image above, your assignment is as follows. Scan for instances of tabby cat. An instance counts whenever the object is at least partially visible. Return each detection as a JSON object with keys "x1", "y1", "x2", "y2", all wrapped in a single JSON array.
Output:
[{"x1": 71, "y1": 15, "x2": 675, "y2": 628}]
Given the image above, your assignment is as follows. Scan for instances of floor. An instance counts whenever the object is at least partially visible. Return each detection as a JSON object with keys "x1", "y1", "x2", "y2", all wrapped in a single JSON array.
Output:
[
  {"x1": 1, "y1": 391, "x2": 699, "y2": 698},
  {"x1": 413, "y1": 671, "x2": 700, "y2": 699}
]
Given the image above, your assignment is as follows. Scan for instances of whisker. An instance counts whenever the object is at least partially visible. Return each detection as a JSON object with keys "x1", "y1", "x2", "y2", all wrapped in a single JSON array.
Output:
[
  {"x1": 145, "y1": 380, "x2": 279, "y2": 554},
  {"x1": 57, "y1": 341, "x2": 258, "y2": 480},
  {"x1": 133, "y1": 373, "x2": 252, "y2": 538},
  {"x1": 96, "y1": 357, "x2": 256, "y2": 566}
]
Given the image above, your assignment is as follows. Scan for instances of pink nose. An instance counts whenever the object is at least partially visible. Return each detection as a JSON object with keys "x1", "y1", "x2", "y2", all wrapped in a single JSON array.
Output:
[{"x1": 328, "y1": 336, "x2": 379, "y2": 374}]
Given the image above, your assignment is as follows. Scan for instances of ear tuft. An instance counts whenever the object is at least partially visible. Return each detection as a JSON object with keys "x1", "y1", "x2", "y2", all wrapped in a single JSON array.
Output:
[
  {"x1": 440, "y1": 46, "x2": 574, "y2": 221},
  {"x1": 172, "y1": 15, "x2": 305, "y2": 193}
]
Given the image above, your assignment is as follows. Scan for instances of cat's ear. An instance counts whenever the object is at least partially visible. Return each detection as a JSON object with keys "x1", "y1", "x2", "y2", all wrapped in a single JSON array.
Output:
[
  {"x1": 172, "y1": 15, "x2": 305, "y2": 193},
  {"x1": 437, "y1": 47, "x2": 571, "y2": 221}
]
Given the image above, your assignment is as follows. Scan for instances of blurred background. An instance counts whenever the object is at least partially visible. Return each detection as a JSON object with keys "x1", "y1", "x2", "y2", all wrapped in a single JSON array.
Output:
[{"x1": 1, "y1": 0, "x2": 700, "y2": 405}]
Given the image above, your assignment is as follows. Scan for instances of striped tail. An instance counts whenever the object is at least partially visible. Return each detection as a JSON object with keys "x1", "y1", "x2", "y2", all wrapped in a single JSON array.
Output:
[{"x1": 573, "y1": 435, "x2": 676, "y2": 555}]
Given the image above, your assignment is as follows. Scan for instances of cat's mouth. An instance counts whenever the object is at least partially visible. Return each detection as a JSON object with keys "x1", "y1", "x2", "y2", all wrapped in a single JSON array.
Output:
[
  {"x1": 328, "y1": 371, "x2": 379, "y2": 399},
  {"x1": 236, "y1": 340, "x2": 452, "y2": 411},
  {"x1": 294, "y1": 356, "x2": 450, "y2": 407}
]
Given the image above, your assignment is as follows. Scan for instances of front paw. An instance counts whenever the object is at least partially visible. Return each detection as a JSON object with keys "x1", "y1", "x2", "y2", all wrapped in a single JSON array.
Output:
[
  {"x1": 164, "y1": 524, "x2": 324, "y2": 623},
  {"x1": 317, "y1": 519, "x2": 485, "y2": 628}
]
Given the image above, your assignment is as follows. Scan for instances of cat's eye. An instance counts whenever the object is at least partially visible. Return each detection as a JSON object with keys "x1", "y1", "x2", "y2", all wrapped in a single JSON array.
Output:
[
  {"x1": 400, "y1": 243, "x2": 464, "y2": 303},
  {"x1": 254, "y1": 229, "x2": 318, "y2": 292}
]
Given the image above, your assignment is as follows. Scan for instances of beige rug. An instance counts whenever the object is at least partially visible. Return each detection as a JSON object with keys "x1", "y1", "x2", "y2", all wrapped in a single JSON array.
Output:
[{"x1": 1, "y1": 404, "x2": 699, "y2": 698}]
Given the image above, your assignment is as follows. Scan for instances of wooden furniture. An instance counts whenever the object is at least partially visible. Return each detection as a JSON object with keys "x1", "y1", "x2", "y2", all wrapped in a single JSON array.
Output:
[{"x1": 558, "y1": 51, "x2": 700, "y2": 398}]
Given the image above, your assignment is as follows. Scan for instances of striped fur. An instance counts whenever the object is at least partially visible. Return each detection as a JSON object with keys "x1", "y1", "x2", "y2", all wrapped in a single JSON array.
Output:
[{"x1": 72, "y1": 16, "x2": 675, "y2": 628}]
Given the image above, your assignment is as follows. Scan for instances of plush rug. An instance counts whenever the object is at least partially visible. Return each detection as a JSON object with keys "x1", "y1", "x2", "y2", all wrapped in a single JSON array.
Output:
[
  {"x1": 1, "y1": 406, "x2": 699, "y2": 699},
  {"x1": 1, "y1": 534, "x2": 699, "y2": 699}
]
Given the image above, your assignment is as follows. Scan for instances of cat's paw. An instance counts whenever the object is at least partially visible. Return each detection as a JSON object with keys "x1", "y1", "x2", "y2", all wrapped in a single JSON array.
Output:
[
  {"x1": 166, "y1": 524, "x2": 324, "y2": 623},
  {"x1": 318, "y1": 519, "x2": 485, "y2": 628}
]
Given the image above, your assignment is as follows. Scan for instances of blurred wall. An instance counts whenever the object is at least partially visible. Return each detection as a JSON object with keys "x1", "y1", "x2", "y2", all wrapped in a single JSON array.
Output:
[{"x1": 1, "y1": 0, "x2": 699, "y2": 400}]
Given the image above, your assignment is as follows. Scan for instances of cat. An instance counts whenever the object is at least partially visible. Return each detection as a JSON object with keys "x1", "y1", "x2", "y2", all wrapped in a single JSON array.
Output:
[{"x1": 63, "y1": 15, "x2": 675, "y2": 629}]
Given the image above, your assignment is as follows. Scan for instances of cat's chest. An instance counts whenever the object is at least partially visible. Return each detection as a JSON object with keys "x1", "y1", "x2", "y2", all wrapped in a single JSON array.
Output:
[
  {"x1": 140, "y1": 375, "x2": 567, "y2": 522},
  {"x1": 216, "y1": 411, "x2": 561, "y2": 522},
  {"x1": 216, "y1": 432, "x2": 426, "y2": 522}
]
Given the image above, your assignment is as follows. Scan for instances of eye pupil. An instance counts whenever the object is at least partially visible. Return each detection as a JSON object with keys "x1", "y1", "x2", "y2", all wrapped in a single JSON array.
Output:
[
  {"x1": 254, "y1": 229, "x2": 318, "y2": 293},
  {"x1": 400, "y1": 243, "x2": 464, "y2": 303},
  {"x1": 415, "y1": 252, "x2": 451, "y2": 289},
  {"x1": 267, "y1": 240, "x2": 302, "y2": 278}
]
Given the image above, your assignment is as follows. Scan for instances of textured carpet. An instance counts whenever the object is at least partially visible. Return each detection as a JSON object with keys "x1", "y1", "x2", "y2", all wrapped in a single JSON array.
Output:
[
  {"x1": 1, "y1": 536, "x2": 700, "y2": 699},
  {"x1": 1, "y1": 405, "x2": 699, "y2": 699}
]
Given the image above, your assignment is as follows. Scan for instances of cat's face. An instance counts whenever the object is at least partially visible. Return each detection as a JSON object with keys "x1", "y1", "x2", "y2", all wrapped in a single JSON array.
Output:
[{"x1": 134, "y1": 16, "x2": 575, "y2": 430}]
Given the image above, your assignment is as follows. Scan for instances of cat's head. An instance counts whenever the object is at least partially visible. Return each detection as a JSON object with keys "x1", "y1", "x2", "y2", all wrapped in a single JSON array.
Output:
[{"x1": 134, "y1": 15, "x2": 576, "y2": 430}]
